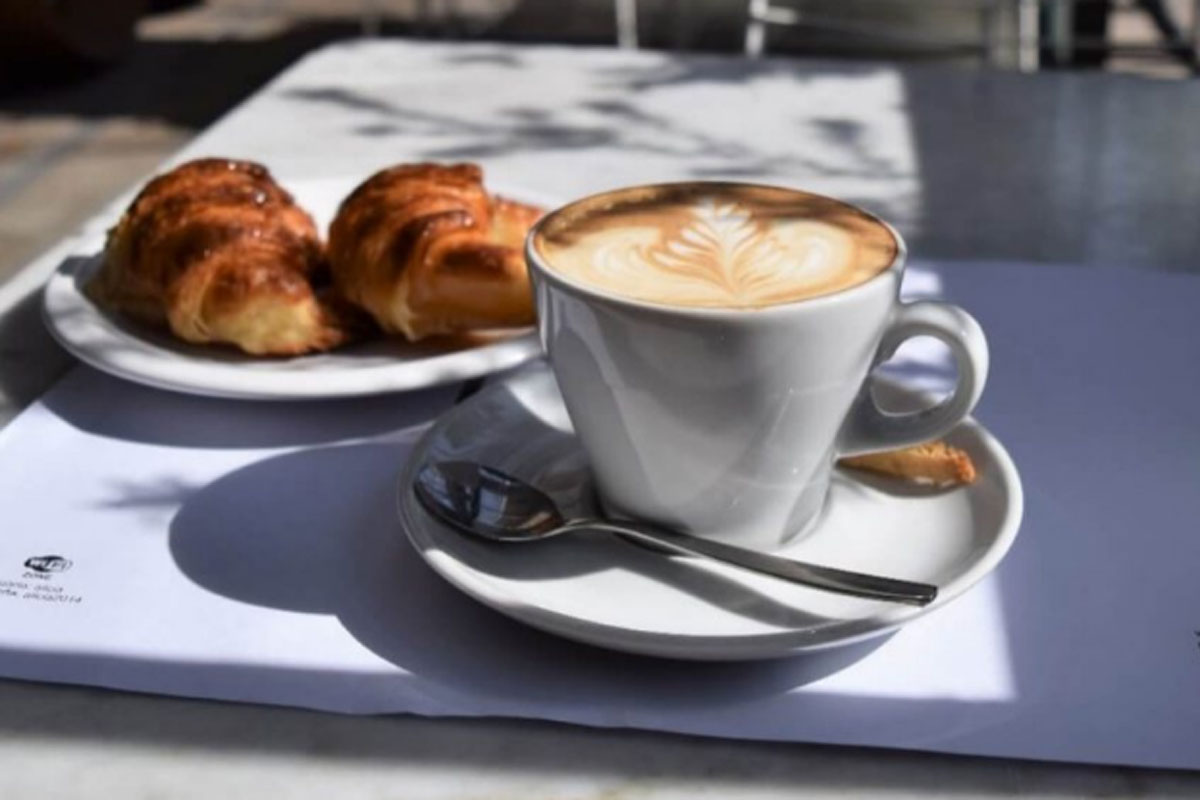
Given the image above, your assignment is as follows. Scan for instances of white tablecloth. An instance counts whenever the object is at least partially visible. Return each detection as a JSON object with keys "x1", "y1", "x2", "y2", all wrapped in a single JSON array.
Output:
[{"x1": 2, "y1": 257, "x2": 1198, "y2": 770}]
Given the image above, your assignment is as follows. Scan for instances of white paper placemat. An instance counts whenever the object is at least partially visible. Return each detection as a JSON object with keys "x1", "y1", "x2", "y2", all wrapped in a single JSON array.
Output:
[{"x1": 1, "y1": 260, "x2": 1198, "y2": 770}]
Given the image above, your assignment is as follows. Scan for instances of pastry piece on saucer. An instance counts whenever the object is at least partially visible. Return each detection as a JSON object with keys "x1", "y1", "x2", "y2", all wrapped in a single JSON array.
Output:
[
  {"x1": 89, "y1": 158, "x2": 363, "y2": 356},
  {"x1": 839, "y1": 441, "x2": 977, "y2": 486},
  {"x1": 327, "y1": 163, "x2": 542, "y2": 341}
]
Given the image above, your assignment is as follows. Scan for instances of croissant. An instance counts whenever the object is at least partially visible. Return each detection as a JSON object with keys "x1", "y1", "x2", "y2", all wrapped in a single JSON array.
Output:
[
  {"x1": 327, "y1": 163, "x2": 541, "y2": 341},
  {"x1": 89, "y1": 158, "x2": 360, "y2": 356}
]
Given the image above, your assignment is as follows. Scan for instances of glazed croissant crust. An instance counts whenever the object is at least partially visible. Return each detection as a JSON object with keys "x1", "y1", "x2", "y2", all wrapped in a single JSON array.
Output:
[
  {"x1": 327, "y1": 163, "x2": 541, "y2": 341},
  {"x1": 89, "y1": 158, "x2": 359, "y2": 356}
]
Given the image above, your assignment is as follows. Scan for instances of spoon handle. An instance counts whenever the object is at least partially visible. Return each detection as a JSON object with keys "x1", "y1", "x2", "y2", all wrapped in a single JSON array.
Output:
[{"x1": 564, "y1": 519, "x2": 938, "y2": 606}]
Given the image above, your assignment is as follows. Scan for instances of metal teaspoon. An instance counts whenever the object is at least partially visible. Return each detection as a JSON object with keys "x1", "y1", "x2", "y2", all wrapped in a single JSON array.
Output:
[{"x1": 413, "y1": 461, "x2": 937, "y2": 606}]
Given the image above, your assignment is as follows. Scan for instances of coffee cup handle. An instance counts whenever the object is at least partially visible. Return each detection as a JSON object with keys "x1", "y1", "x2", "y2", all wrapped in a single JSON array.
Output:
[{"x1": 838, "y1": 301, "x2": 989, "y2": 457}]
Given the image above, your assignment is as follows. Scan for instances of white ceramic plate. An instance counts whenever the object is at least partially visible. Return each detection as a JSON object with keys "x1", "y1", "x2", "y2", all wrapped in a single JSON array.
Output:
[
  {"x1": 41, "y1": 177, "x2": 553, "y2": 400},
  {"x1": 398, "y1": 363, "x2": 1024, "y2": 661}
]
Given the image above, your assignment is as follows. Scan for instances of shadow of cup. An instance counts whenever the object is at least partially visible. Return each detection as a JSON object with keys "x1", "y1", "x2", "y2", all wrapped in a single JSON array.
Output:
[{"x1": 169, "y1": 442, "x2": 892, "y2": 708}]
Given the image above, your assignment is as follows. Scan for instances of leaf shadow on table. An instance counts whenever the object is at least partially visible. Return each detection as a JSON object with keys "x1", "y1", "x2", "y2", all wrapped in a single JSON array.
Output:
[
  {"x1": 281, "y1": 85, "x2": 641, "y2": 160},
  {"x1": 164, "y1": 440, "x2": 893, "y2": 712},
  {"x1": 276, "y1": 54, "x2": 894, "y2": 185}
]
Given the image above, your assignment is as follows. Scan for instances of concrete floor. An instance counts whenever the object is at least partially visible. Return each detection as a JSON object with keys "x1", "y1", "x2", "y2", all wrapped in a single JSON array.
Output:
[{"x1": 1, "y1": 0, "x2": 1196, "y2": 284}]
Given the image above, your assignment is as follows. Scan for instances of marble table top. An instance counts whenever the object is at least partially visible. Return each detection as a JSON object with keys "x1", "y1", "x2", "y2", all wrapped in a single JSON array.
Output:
[{"x1": 1, "y1": 40, "x2": 1197, "y2": 798}]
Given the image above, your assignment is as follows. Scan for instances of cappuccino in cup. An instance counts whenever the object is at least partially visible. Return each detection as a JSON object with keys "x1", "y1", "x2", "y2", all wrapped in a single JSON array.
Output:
[
  {"x1": 532, "y1": 183, "x2": 897, "y2": 309},
  {"x1": 527, "y1": 182, "x2": 988, "y2": 551}
]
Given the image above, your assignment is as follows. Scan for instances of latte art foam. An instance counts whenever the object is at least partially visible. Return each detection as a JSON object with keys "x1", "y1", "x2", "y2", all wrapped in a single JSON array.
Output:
[{"x1": 534, "y1": 184, "x2": 897, "y2": 309}]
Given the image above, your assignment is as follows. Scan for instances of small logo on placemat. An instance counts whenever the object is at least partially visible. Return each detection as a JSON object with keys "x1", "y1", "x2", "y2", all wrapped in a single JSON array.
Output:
[{"x1": 24, "y1": 555, "x2": 72, "y2": 574}]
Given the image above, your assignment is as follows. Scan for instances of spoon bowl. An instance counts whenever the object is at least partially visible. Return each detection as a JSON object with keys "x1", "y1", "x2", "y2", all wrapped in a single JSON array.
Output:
[{"x1": 415, "y1": 460, "x2": 565, "y2": 541}]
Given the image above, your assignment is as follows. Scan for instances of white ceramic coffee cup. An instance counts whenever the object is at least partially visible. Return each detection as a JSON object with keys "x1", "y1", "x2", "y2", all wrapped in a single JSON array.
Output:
[{"x1": 526, "y1": 183, "x2": 988, "y2": 552}]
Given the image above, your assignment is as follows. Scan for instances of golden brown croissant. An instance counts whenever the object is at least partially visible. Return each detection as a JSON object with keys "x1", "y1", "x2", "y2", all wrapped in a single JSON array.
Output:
[
  {"x1": 327, "y1": 163, "x2": 541, "y2": 341},
  {"x1": 89, "y1": 158, "x2": 361, "y2": 356}
]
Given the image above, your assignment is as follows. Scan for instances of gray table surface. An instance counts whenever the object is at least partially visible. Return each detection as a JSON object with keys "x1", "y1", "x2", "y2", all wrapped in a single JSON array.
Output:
[{"x1": 1, "y1": 40, "x2": 1197, "y2": 798}]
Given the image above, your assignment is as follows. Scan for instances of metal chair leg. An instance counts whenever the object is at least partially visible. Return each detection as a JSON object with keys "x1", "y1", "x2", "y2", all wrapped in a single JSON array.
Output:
[
  {"x1": 616, "y1": 0, "x2": 639, "y2": 49},
  {"x1": 1017, "y1": 0, "x2": 1040, "y2": 71},
  {"x1": 1193, "y1": 0, "x2": 1200, "y2": 70},
  {"x1": 980, "y1": 0, "x2": 1000, "y2": 65},
  {"x1": 360, "y1": 0, "x2": 382, "y2": 36},
  {"x1": 1136, "y1": 0, "x2": 1200, "y2": 68},
  {"x1": 745, "y1": 0, "x2": 769, "y2": 56}
]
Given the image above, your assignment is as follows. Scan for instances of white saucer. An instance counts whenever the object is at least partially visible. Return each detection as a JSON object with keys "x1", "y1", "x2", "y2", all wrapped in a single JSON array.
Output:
[
  {"x1": 41, "y1": 177, "x2": 553, "y2": 400},
  {"x1": 398, "y1": 363, "x2": 1024, "y2": 661}
]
